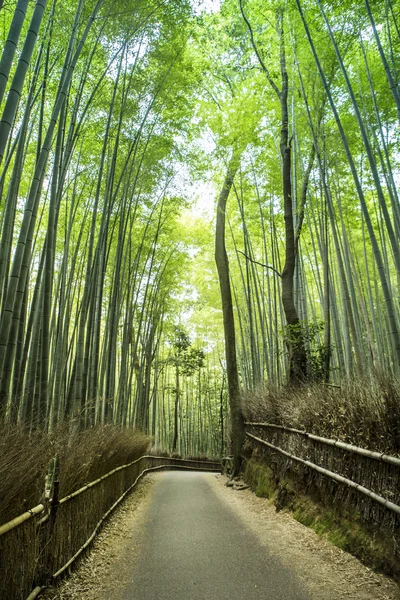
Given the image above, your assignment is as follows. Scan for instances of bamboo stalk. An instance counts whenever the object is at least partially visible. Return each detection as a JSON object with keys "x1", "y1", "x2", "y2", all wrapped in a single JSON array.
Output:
[
  {"x1": 245, "y1": 422, "x2": 400, "y2": 466},
  {"x1": 246, "y1": 432, "x2": 400, "y2": 515},
  {"x1": 26, "y1": 586, "x2": 44, "y2": 600},
  {"x1": 0, "y1": 503, "x2": 44, "y2": 536}
]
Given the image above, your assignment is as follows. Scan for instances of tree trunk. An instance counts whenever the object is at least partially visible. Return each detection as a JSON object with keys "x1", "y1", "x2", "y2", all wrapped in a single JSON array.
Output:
[
  {"x1": 215, "y1": 152, "x2": 245, "y2": 476},
  {"x1": 172, "y1": 362, "x2": 179, "y2": 452},
  {"x1": 277, "y1": 10, "x2": 307, "y2": 383}
]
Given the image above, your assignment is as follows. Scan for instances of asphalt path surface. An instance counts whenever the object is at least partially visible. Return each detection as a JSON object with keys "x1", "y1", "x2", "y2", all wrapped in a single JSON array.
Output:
[{"x1": 122, "y1": 471, "x2": 311, "y2": 600}]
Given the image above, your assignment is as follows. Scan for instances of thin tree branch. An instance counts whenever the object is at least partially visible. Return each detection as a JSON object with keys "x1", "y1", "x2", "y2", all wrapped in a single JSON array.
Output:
[
  {"x1": 295, "y1": 142, "x2": 315, "y2": 255},
  {"x1": 239, "y1": 0, "x2": 281, "y2": 98},
  {"x1": 238, "y1": 250, "x2": 282, "y2": 277}
]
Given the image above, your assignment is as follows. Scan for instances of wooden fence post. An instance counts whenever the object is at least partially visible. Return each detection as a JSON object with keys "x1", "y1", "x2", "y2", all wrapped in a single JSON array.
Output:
[{"x1": 34, "y1": 456, "x2": 60, "y2": 588}]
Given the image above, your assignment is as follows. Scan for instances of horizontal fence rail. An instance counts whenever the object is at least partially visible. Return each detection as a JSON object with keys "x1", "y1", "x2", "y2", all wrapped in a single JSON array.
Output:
[
  {"x1": 245, "y1": 422, "x2": 400, "y2": 537},
  {"x1": 0, "y1": 503, "x2": 45, "y2": 536},
  {"x1": 245, "y1": 422, "x2": 400, "y2": 467},
  {"x1": 0, "y1": 454, "x2": 221, "y2": 600},
  {"x1": 246, "y1": 432, "x2": 400, "y2": 516},
  {"x1": 55, "y1": 455, "x2": 220, "y2": 507}
]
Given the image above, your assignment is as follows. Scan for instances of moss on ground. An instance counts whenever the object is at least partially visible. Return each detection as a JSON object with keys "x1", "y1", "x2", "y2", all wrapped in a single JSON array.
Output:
[
  {"x1": 243, "y1": 457, "x2": 399, "y2": 580},
  {"x1": 245, "y1": 460, "x2": 276, "y2": 499}
]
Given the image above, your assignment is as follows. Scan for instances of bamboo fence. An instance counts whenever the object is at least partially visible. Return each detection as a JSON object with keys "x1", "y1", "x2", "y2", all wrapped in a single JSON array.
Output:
[
  {"x1": 0, "y1": 455, "x2": 220, "y2": 600},
  {"x1": 245, "y1": 422, "x2": 400, "y2": 553}
]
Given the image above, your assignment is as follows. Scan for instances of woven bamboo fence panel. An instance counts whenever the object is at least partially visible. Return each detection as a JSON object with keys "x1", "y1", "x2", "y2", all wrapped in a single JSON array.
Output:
[
  {"x1": 0, "y1": 455, "x2": 220, "y2": 600},
  {"x1": 245, "y1": 423, "x2": 400, "y2": 544}
]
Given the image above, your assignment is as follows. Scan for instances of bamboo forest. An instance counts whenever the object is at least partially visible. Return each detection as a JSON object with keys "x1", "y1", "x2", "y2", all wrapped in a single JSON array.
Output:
[
  {"x1": 1, "y1": 0, "x2": 400, "y2": 472},
  {"x1": 3, "y1": 1, "x2": 400, "y2": 598}
]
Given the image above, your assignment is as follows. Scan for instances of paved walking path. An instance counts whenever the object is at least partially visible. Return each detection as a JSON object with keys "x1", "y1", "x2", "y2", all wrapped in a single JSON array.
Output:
[{"x1": 122, "y1": 471, "x2": 310, "y2": 600}]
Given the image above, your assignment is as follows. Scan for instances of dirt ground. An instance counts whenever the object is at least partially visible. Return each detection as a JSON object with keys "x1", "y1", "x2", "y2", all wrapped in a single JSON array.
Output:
[{"x1": 43, "y1": 473, "x2": 400, "y2": 600}]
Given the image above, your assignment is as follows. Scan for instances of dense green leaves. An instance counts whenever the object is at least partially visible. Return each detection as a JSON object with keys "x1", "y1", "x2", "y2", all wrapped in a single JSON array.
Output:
[{"x1": 0, "y1": 0, "x2": 399, "y2": 455}]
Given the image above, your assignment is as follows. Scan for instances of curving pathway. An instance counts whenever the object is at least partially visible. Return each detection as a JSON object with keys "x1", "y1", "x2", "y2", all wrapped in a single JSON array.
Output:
[{"x1": 122, "y1": 471, "x2": 310, "y2": 600}]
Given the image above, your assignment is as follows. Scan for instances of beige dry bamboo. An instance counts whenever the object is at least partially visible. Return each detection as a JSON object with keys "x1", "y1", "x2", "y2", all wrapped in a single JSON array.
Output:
[
  {"x1": 0, "y1": 503, "x2": 44, "y2": 536},
  {"x1": 245, "y1": 422, "x2": 400, "y2": 467},
  {"x1": 26, "y1": 586, "x2": 43, "y2": 600},
  {"x1": 53, "y1": 467, "x2": 157, "y2": 579},
  {"x1": 246, "y1": 432, "x2": 400, "y2": 515}
]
